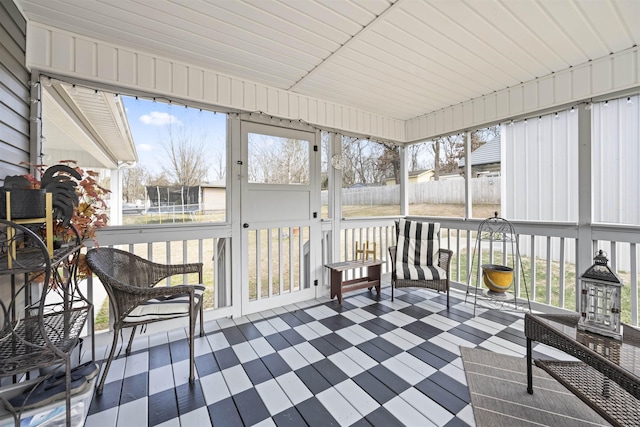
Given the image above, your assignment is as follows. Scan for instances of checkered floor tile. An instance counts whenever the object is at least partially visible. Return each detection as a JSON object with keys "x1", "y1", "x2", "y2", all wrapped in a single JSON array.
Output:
[{"x1": 84, "y1": 285, "x2": 539, "y2": 427}]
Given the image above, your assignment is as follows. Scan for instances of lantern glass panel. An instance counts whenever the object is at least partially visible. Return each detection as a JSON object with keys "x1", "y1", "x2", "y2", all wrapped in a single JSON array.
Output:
[
  {"x1": 578, "y1": 250, "x2": 623, "y2": 339},
  {"x1": 579, "y1": 279, "x2": 622, "y2": 339},
  {"x1": 584, "y1": 283, "x2": 617, "y2": 326}
]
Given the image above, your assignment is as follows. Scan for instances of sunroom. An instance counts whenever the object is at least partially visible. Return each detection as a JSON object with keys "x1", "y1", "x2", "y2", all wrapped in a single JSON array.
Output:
[{"x1": 1, "y1": 0, "x2": 639, "y2": 426}]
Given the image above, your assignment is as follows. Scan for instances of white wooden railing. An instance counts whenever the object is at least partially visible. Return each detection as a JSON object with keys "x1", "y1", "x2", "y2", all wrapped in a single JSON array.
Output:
[
  {"x1": 91, "y1": 218, "x2": 639, "y2": 328},
  {"x1": 334, "y1": 217, "x2": 640, "y2": 327}
]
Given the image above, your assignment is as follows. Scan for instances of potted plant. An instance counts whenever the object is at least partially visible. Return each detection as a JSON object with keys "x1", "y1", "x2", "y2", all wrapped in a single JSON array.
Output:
[{"x1": 15, "y1": 161, "x2": 110, "y2": 278}]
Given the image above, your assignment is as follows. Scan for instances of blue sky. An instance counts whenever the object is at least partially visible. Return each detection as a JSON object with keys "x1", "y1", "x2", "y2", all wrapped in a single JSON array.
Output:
[{"x1": 122, "y1": 96, "x2": 227, "y2": 182}]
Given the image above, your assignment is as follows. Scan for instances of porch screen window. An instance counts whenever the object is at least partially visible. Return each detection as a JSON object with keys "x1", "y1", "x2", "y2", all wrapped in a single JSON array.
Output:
[
  {"x1": 248, "y1": 133, "x2": 309, "y2": 185},
  {"x1": 592, "y1": 95, "x2": 640, "y2": 226},
  {"x1": 503, "y1": 110, "x2": 579, "y2": 222}
]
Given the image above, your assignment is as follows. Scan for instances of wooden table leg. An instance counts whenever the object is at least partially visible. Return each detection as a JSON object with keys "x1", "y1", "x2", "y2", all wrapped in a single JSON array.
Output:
[
  {"x1": 370, "y1": 263, "x2": 381, "y2": 295},
  {"x1": 330, "y1": 269, "x2": 343, "y2": 304}
]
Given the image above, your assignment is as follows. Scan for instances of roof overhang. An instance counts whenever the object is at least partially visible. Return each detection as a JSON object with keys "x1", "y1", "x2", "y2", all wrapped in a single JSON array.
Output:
[{"x1": 41, "y1": 81, "x2": 137, "y2": 169}]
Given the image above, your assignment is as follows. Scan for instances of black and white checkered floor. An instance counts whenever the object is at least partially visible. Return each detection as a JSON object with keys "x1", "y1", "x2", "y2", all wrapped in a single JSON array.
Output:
[{"x1": 84, "y1": 286, "x2": 551, "y2": 427}]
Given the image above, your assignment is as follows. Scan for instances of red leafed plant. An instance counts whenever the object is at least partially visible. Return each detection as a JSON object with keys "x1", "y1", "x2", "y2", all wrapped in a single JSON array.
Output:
[
  {"x1": 71, "y1": 167, "x2": 110, "y2": 240},
  {"x1": 23, "y1": 160, "x2": 110, "y2": 278}
]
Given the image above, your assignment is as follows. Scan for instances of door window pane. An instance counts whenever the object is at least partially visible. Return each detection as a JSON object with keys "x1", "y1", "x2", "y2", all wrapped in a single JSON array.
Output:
[{"x1": 248, "y1": 133, "x2": 309, "y2": 185}]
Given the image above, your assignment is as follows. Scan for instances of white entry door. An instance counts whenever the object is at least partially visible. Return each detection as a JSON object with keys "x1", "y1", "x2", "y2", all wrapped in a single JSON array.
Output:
[{"x1": 240, "y1": 121, "x2": 320, "y2": 314}]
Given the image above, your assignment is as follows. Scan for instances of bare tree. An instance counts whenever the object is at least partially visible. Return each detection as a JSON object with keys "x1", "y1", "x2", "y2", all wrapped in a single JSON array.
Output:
[
  {"x1": 160, "y1": 121, "x2": 209, "y2": 186},
  {"x1": 248, "y1": 134, "x2": 308, "y2": 184},
  {"x1": 376, "y1": 142, "x2": 400, "y2": 184},
  {"x1": 342, "y1": 138, "x2": 378, "y2": 186},
  {"x1": 122, "y1": 165, "x2": 149, "y2": 203},
  {"x1": 429, "y1": 127, "x2": 501, "y2": 178},
  {"x1": 340, "y1": 137, "x2": 399, "y2": 186},
  {"x1": 408, "y1": 143, "x2": 429, "y2": 172},
  {"x1": 146, "y1": 173, "x2": 171, "y2": 187},
  {"x1": 320, "y1": 132, "x2": 330, "y2": 189},
  {"x1": 208, "y1": 135, "x2": 226, "y2": 182}
]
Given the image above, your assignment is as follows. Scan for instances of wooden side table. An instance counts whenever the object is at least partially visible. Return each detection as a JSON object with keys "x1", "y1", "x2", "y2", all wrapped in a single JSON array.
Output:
[{"x1": 325, "y1": 259, "x2": 382, "y2": 304}]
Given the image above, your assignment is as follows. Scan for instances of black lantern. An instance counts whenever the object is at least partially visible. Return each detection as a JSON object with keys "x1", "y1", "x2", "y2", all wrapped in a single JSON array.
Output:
[{"x1": 578, "y1": 250, "x2": 623, "y2": 339}]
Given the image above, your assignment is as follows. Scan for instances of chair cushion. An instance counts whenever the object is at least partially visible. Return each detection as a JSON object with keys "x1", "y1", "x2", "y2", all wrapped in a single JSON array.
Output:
[
  {"x1": 124, "y1": 285, "x2": 205, "y2": 322},
  {"x1": 395, "y1": 219, "x2": 441, "y2": 280},
  {"x1": 396, "y1": 263, "x2": 447, "y2": 281}
]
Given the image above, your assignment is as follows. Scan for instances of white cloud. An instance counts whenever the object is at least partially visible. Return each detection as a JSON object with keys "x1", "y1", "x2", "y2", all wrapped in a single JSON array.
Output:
[
  {"x1": 137, "y1": 144, "x2": 153, "y2": 152},
  {"x1": 139, "y1": 111, "x2": 181, "y2": 126}
]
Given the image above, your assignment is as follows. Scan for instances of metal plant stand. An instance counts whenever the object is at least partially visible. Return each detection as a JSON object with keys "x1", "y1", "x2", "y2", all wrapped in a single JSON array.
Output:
[
  {"x1": 0, "y1": 219, "x2": 91, "y2": 426},
  {"x1": 465, "y1": 213, "x2": 531, "y2": 315}
]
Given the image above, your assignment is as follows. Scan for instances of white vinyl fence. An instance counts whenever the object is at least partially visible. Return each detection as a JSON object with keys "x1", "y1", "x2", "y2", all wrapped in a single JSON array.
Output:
[{"x1": 321, "y1": 176, "x2": 501, "y2": 205}]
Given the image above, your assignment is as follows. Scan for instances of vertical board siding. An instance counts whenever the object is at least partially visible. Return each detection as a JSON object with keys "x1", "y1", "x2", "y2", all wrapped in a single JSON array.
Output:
[
  {"x1": 406, "y1": 47, "x2": 640, "y2": 142},
  {"x1": 0, "y1": 0, "x2": 29, "y2": 178},
  {"x1": 27, "y1": 23, "x2": 405, "y2": 142}
]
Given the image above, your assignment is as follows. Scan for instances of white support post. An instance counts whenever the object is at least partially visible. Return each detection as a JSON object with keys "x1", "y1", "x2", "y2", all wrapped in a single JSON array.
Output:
[
  {"x1": 229, "y1": 114, "x2": 243, "y2": 318},
  {"x1": 399, "y1": 145, "x2": 408, "y2": 216},
  {"x1": 330, "y1": 132, "x2": 342, "y2": 264},
  {"x1": 576, "y1": 102, "x2": 593, "y2": 311},
  {"x1": 464, "y1": 131, "x2": 472, "y2": 219},
  {"x1": 29, "y1": 71, "x2": 42, "y2": 174},
  {"x1": 110, "y1": 168, "x2": 123, "y2": 226}
]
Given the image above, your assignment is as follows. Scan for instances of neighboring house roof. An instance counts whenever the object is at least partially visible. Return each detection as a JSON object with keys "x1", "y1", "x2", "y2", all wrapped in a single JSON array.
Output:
[
  {"x1": 201, "y1": 180, "x2": 226, "y2": 189},
  {"x1": 385, "y1": 169, "x2": 433, "y2": 185},
  {"x1": 409, "y1": 169, "x2": 433, "y2": 178},
  {"x1": 458, "y1": 137, "x2": 500, "y2": 167}
]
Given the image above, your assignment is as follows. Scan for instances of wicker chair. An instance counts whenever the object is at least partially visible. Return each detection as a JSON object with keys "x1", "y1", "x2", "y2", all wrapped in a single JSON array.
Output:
[
  {"x1": 86, "y1": 248, "x2": 205, "y2": 394},
  {"x1": 388, "y1": 219, "x2": 453, "y2": 308}
]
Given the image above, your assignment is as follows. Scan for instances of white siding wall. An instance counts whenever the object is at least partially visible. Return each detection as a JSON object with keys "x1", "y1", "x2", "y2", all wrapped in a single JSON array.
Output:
[
  {"x1": 25, "y1": 23, "x2": 405, "y2": 143},
  {"x1": 406, "y1": 47, "x2": 640, "y2": 142}
]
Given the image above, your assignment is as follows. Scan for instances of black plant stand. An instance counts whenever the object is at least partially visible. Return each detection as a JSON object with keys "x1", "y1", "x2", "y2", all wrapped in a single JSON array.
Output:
[
  {"x1": 0, "y1": 219, "x2": 92, "y2": 426},
  {"x1": 465, "y1": 213, "x2": 531, "y2": 316}
]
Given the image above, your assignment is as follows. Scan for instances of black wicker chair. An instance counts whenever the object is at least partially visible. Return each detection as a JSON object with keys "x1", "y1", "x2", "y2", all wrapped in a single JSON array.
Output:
[
  {"x1": 388, "y1": 220, "x2": 453, "y2": 308},
  {"x1": 86, "y1": 248, "x2": 205, "y2": 394}
]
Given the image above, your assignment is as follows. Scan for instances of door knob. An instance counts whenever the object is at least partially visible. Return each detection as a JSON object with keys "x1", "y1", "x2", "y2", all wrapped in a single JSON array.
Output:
[{"x1": 243, "y1": 223, "x2": 249, "y2": 228}]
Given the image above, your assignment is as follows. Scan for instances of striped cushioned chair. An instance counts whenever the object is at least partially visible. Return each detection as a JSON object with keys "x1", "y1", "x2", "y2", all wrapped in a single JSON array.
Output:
[
  {"x1": 86, "y1": 248, "x2": 205, "y2": 394},
  {"x1": 388, "y1": 219, "x2": 454, "y2": 308}
]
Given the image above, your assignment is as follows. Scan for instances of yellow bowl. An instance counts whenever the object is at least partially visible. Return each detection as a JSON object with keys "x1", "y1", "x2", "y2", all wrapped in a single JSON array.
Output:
[{"x1": 481, "y1": 264, "x2": 514, "y2": 293}]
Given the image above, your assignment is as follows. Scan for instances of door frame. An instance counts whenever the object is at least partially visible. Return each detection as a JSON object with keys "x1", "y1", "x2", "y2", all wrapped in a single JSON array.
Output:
[{"x1": 235, "y1": 116, "x2": 322, "y2": 315}]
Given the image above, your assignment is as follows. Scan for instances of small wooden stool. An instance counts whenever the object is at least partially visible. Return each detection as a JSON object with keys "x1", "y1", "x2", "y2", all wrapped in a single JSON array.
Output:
[{"x1": 325, "y1": 259, "x2": 382, "y2": 304}]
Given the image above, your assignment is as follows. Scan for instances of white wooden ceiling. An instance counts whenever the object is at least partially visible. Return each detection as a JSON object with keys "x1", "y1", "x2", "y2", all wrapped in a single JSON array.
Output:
[{"x1": 16, "y1": 0, "x2": 640, "y2": 121}]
